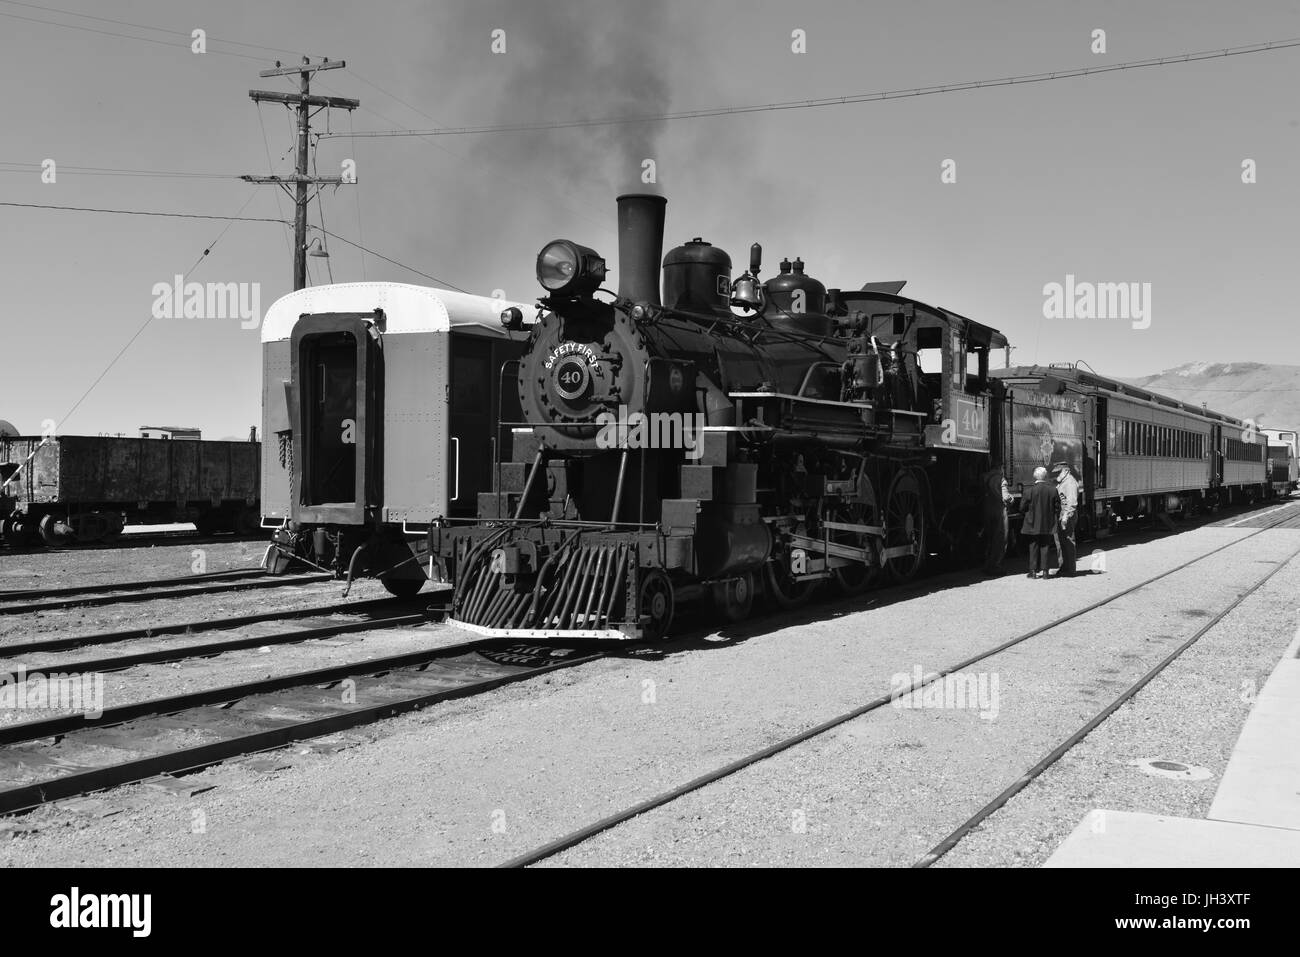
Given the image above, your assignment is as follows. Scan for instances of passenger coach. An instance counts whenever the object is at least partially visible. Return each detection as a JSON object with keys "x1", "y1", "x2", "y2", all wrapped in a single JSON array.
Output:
[
  {"x1": 995, "y1": 364, "x2": 1269, "y2": 537},
  {"x1": 258, "y1": 282, "x2": 534, "y2": 594}
]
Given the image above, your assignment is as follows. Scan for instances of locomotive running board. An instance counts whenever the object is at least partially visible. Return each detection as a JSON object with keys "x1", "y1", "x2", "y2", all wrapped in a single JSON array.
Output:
[{"x1": 447, "y1": 618, "x2": 633, "y2": 641}]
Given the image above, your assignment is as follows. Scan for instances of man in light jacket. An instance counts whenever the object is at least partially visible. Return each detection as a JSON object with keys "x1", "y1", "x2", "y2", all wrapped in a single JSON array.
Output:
[{"x1": 1051, "y1": 462, "x2": 1080, "y2": 577}]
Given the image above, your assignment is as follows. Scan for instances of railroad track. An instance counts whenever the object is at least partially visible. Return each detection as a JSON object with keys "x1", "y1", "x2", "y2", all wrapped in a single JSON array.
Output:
[
  {"x1": 0, "y1": 570, "x2": 332, "y2": 616},
  {"x1": 496, "y1": 500, "x2": 1300, "y2": 867},
  {"x1": 0, "y1": 595, "x2": 451, "y2": 675},
  {"x1": 0, "y1": 566, "x2": 269, "y2": 602},
  {"x1": 0, "y1": 636, "x2": 608, "y2": 816},
  {"x1": 0, "y1": 593, "x2": 445, "y2": 658},
  {"x1": 0, "y1": 531, "x2": 266, "y2": 553},
  {"x1": 0, "y1": 497, "x2": 1291, "y2": 827}
]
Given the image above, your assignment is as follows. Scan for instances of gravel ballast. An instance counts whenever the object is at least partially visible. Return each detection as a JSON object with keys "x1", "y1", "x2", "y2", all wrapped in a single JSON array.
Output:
[{"x1": 1, "y1": 505, "x2": 1297, "y2": 866}]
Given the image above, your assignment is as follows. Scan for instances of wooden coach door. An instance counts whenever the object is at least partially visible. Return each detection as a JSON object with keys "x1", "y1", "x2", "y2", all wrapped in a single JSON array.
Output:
[
  {"x1": 1095, "y1": 396, "x2": 1108, "y2": 489},
  {"x1": 1211, "y1": 424, "x2": 1224, "y2": 486}
]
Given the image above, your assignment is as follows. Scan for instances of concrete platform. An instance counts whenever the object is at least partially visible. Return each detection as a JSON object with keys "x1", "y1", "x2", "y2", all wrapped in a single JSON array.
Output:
[
  {"x1": 1208, "y1": 629, "x2": 1300, "y2": 831},
  {"x1": 1045, "y1": 810, "x2": 1300, "y2": 867},
  {"x1": 1047, "y1": 621, "x2": 1300, "y2": 866}
]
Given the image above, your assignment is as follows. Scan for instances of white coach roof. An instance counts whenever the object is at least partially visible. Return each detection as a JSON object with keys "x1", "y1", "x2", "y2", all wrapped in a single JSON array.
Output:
[{"x1": 260, "y1": 282, "x2": 535, "y2": 343}]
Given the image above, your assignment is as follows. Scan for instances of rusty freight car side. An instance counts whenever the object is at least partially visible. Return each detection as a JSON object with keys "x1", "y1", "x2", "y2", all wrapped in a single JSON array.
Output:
[{"x1": 0, "y1": 435, "x2": 259, "y2": 546}]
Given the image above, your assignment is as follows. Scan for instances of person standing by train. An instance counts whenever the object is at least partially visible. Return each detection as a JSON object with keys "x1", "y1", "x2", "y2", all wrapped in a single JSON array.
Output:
[
  {"x1": 1020, "y1": 466, "x2": 1058, "y2": 579},
  {"x1": 1051, "y1": 462, "x2": 1080, "y2": 577}
]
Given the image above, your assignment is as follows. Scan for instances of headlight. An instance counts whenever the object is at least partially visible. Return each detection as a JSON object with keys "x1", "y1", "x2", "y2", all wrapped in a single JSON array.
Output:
[{"x1": 536, "y1": 240, "x2": 605, "y2": 297}]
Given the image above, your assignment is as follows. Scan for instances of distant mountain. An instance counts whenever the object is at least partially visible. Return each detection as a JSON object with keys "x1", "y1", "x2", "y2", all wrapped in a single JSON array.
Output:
[{"x1": 1125, "y1": 362, "x2": 1300, "y2": 431}]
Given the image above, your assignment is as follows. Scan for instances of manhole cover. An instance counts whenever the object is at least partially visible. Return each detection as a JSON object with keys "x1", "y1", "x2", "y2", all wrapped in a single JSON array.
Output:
[{"x1": 1131, "y1": 759, "x2": 1213, "y2": 781}]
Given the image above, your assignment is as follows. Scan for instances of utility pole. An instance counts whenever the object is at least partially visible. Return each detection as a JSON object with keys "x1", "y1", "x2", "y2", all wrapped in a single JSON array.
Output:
[{"x1": 243, "y1": 57, "x2": 359, "y2": 291}]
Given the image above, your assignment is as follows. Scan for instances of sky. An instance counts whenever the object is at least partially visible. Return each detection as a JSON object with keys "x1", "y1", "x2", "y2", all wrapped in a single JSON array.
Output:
[{"x1": 1, "y1": 0, "x2": 1297, "y2": 438}]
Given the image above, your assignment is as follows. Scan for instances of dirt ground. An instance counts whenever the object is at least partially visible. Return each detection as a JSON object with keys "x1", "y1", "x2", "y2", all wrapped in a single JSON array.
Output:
[{"x1": 1, "y1": 503, "x2": 1298, "y2": 865}]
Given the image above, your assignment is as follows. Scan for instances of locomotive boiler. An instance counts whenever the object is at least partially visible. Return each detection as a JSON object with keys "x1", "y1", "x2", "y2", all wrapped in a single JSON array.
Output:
[{"x1": 437, "y1": 193, "x2": 1012, "y2": 639}]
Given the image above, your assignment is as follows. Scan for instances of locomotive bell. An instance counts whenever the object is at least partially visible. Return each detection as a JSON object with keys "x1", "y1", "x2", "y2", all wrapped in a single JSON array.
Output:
[{"x1": 730, "y1": 242, "x2": 765, "y2": 312}]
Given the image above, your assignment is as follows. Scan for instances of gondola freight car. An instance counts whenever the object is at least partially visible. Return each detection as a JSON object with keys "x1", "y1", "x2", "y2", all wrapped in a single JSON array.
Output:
[{"x1": 0, "y1": 433, "x2": 260, "y2": 546}]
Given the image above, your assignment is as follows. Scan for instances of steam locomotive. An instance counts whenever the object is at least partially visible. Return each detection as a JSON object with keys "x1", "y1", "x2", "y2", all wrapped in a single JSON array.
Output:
[
  {"x1": 434, "y1": 193, "x2": 1010, "y2": 639},
  {"x1": 261, "y1": 194, "x2": 1273, "y2": 640}
]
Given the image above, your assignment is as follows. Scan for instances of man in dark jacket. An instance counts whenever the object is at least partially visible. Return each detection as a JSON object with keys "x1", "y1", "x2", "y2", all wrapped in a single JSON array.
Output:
[{"x1": 1020, "y1": 466, "x2": 1059, "y2": 579}]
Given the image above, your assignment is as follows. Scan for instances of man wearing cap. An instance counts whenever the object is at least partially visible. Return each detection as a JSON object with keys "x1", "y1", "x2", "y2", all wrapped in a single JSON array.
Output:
[{"x1": 1051, "y1": 462, "x2": 1080, "y2": 577}]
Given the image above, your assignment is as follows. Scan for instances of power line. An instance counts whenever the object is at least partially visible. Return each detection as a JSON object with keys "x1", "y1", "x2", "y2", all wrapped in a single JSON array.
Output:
[
  {"x1": 331, "y1": 35, "x2": 1300, "y2": 138},
  {"x1": 0, "y1": 200, "x2": 287, "y2": 223},
  {"x1": 2, "y1": 0, "x2": 607, "y2": 232},
  {"x1": 321, "y1": 70, "x2": 611, "y2": 232},
  {"x1": 0, "y1": 0, "x2": 317, "y2": 60},
  {"x1": 0, "y1": 0, "x2": 319, "y2": 56},
  {"x1": 0, "y1": 162, "x2": 238, "y2": 180},
  {"x1": 30, "y1": 190, "x2": 260, "y2": 452},
  {"x1": 347, "y1": 109, "x2": 367, "y2": 280},
  {"x1": 304, "y1": 226, "x2": 467, "y2": 292},
  {"x1": 0, "y1": 200, "x2": 468, "y2": 292}
]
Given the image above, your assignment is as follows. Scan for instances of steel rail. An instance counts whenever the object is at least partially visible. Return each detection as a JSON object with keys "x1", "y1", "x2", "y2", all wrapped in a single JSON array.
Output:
[
  {"x1": 0, "y1": 593, "x2": 445, "y2": 657},
  {"x1": 11, "y1": 612, "x2": 430, "y2": 677},
  {"x1": 496, "y1": 503, "x2": 1300, "y2": 867},
  {"x1": 0, "y1": 573, "x2": 332, "y2": 616},
  {"x1": 0, "y1": 639, "x2": 610, "y2": 815},
  {"x1": 0, "y1": 566, "x2": 268, "y2": 602},
  {"x1": 912, "y1": 537, "x2": 1300, "y2": 867}
]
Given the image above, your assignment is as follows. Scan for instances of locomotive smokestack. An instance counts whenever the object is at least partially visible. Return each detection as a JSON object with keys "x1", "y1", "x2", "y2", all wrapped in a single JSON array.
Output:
[{"x1": 616, "y1": 193, "x2": 666, "y2": 306}]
